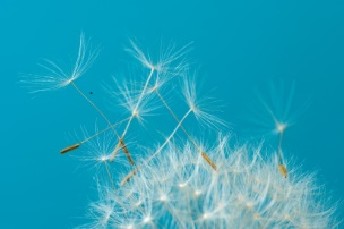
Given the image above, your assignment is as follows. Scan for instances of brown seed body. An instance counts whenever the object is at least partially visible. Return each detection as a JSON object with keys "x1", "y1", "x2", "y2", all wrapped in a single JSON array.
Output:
[
  {"x1": 201, "y1": 151, "x2": 217, "y2": 170},
  {"x1": 60, "y1": 143, "x2": 80, "y2": 154},
  {"x1": 278, "y1": 163, "x2": 287, "y2": 178},
  {"x1": 119, "y1": 138, "x2": 135, "y2": 166},
  {"x1": 120, "y1": 170, "x2": 137, "y2": 186}
]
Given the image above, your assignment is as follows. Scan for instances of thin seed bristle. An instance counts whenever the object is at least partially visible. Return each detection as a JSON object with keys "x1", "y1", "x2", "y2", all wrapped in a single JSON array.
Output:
[
  {"x1": 201, "y1": 151, "x2": 217, "y2": 170},
  {"x1": 60, "y1": 143, "x2": 80, "y2": 154}
]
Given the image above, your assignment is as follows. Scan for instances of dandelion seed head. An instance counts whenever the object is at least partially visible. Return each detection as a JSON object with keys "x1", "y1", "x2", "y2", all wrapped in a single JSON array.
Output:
[
  {"x1": 84, "y1": 136, "x2": 337, "y2": 228},
  {"x1": 29, "y1": 35, "x2": 338, "y2": 228}
]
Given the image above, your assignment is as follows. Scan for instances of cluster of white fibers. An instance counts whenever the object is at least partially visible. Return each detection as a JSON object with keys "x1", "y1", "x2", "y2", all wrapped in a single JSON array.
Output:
[{"x1": 81, "y1": 135, "x2": 337, "y2": 229}]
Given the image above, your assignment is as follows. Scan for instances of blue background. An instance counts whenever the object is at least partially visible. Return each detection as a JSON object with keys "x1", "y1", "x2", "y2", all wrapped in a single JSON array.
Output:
[{"x1": 1, "y1": 0, "x2": 343, "y2": 228}]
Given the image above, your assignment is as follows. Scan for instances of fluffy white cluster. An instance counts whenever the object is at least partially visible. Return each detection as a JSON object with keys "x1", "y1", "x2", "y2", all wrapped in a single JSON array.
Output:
[{"x1": 82, "y1": 135, "x2": 336, "y2": 229}]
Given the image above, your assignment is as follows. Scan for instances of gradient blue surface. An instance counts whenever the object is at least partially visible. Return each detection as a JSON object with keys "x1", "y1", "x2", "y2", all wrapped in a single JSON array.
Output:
[{"x1": 1, "y1": 0, "x2": 344, "y2": 228}]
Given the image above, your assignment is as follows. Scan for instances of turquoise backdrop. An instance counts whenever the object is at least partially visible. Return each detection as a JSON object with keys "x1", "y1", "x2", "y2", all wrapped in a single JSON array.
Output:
[{"x1": 1, "y1": 0, "x2": 343, "y2": 228}]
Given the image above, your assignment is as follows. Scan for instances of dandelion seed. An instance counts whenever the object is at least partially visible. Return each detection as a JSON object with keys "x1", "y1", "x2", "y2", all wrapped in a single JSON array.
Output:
[
  {"x1": 114, "y1": 77, "x2": 161, "y2": 126},
  {"x1": 155, "y1": 90, "x2": 218, "y2": 171},
  {"x1": 126, "y1": 40, "x2": 155, "y2": 70},
  {"x1": 126, "y1": 40, "x2": 191, "y2": 75},
  {"x1": 245, "y1": 80, "x2": 310, "y2": 179},
  {"x1": 201, "y1": 151, "x2": 217, "y2": 170},
  {"x1": 278, "y1": 163, "x2": 287, "y2": 178},
  {"x1": 245, "y1": 80, "x2": 310, "y2": 140},
  {"x1": 23, "y1": 33, "x2": 125, "y2": 165},
  {"x1": 119, "y1": 138, "x2": 135, "y2": 166},
  {"x1": 155, "y1": 41, "x2": 192, "y2": 75},
  {"x1": 24, "y1": 34, "x2": 120, "y2": 152},
  {"x1": 182, "y1": 73, "x2": 226, "y2": 129},
  {"x1": 60, "y1": 143, "x2": 80, "y2": 154},
  {"x1": 118, "y1": 68, "x2": 155, "y2": 139},
  {"x1": 120, "y1": 108, "x2": 195, "y2": 185},
  {"x1": 79, "y1": 181, "x2": 119, "y2": 229},
  {"x1": 120, "y1": 170, "x2": 137, "y2": 186},
  {"x1": 60, "y1": 118, "x2": 129, "y2": 156},
  {"x1": 21, "y1": 33, "x2": 99, "y2": 93},
  {"x1": 74, "y1": 129, "x2": 129, "y2": 177}
]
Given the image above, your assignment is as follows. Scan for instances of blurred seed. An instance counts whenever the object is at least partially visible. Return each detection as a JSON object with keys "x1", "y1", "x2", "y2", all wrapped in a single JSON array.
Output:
[{"x1": 278, "y1": 163, "x2": 287, "y2": 178}]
